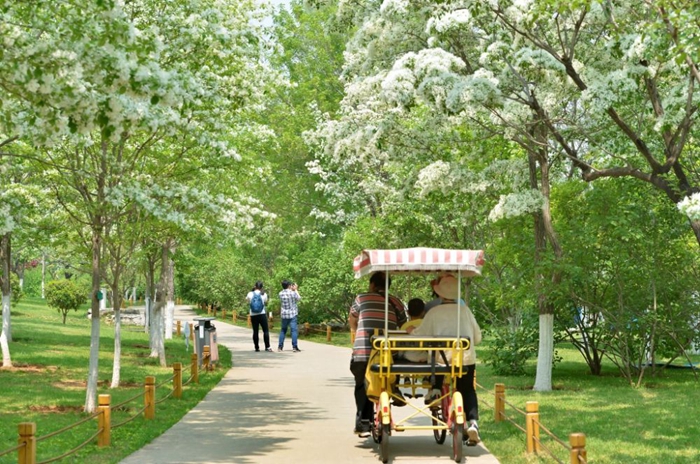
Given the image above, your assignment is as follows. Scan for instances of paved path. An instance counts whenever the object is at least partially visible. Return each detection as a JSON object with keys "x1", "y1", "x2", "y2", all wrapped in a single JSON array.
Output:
[{"x1": 120, "y1": 306, "x2": 500, "y2": 464}]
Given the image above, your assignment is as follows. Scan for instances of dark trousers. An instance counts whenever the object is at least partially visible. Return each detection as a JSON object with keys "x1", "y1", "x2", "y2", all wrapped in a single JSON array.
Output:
[
  {"x1": 433, "y1": 364, "x2": 478, "y2": 421},
  {"x1": 350, "y1": 360, "x2": 373, "y2": 423},
  {"x1": 251, "y1": 313, "x2": 270, "y2": 350}
]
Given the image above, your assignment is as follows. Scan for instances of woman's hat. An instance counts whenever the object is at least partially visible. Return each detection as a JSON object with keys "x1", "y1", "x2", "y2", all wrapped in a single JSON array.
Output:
[{"x1": 432, "y1": 274, "x2": 459, "y2": 300}]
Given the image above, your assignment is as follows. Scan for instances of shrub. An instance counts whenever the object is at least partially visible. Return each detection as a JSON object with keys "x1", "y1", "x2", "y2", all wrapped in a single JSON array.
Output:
[{"x1": 45, "y1": 279, "x2": 87, "y2": 324}]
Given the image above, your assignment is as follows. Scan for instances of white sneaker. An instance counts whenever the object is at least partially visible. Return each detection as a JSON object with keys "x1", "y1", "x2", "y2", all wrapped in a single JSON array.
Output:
[{"x1": 466, "y1": 422, "x2": 480, "y2": 444}]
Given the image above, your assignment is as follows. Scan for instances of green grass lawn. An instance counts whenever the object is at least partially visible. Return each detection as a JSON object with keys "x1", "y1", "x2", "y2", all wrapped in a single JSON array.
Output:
[
  {"x1": 0, "y1": 297, "x2": 230, "y2": 464},
  {"x1": 210, "y1": 307, "x2": 700, "y2": 464},
  {"x1": 9, "y1": 299, "x2": 696, "y2": 464}
]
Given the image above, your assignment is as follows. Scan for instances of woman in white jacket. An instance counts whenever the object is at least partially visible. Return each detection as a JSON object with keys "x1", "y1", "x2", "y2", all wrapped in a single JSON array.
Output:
[{"x1": 407, "y1": 274, "x2": 482, "y2": 445}]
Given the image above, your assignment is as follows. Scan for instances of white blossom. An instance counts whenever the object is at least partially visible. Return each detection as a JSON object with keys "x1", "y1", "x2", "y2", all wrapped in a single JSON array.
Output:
[{"x1": 678, "y1": 193, "x2": 700, "y2": 221}]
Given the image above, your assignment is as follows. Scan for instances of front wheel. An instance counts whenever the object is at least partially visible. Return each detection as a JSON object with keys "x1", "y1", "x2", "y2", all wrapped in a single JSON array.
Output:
[
  {"x1": 380, "y1": 423, "x2": 390, "y2": 463},
  {"x1": 452, "y1": 422, "x2": 464, "y2": 462}
]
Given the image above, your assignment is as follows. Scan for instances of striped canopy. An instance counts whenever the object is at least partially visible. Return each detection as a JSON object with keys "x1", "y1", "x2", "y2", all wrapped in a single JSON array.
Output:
[{"x1": 353, "y1": 248, "x2": 485, "y2": 278}]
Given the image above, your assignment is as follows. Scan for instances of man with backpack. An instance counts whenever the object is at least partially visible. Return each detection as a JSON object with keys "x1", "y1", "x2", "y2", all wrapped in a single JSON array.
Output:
[{"x1": 246, "y1": 281, "x2": 272, "y2": 352}]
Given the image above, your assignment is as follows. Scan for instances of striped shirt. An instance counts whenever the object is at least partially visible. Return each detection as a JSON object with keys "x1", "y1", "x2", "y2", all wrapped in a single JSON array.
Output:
[
  {"x1": 350, "y1": 292, "x2": 407, "y2": 362},
  {"x1": 278, "y1": 289, "x2": 300, "y2": 319}
]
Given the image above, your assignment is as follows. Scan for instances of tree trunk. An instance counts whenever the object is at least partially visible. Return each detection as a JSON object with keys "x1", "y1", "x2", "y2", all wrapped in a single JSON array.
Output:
[
  {"x1": 149, "y1": 242, "x2": 169, "y2": 366},
  {"x1": 164, "y1": 242, "x2": 175, "y2": 340},
  {"x1": 1, "y1": 295, "x2": 11, "y2": 368},
  {"x1": 1, "y1": 234, "x2": 12, "y2": 343},
  {"x1": 41, "y1": 253, "x2": 46, "y2": 299},
  {"x1": 85, "y1": 226, "x2": 102, "y2": 413},
  {"x1": 530, "y1": 136, "x2": 564, "y2": 392},
  {"x1": 111, "y1": 288, "x2": 122, "y2": 388},
  {"x1": 533, "y1": 313, "x2": 554, "y2": 391},
  {"x1": 691, "y1": 218, "x2": 700, "y2": 247}
]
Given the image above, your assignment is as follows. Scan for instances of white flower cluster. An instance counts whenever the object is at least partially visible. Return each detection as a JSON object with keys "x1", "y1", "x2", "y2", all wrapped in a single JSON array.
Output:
[
  {"x1": 488, "y1": 189, "x2": 544, "y2": 222},
  {"x1": 426, "y1": 9, "x2": 472, "y2": 34},
  {"x1": 678, "y1": 193, "x2": 700, "y2": 221},
  {"x1": 0, "y1": 204, "x2": 16, "y2": 235}
]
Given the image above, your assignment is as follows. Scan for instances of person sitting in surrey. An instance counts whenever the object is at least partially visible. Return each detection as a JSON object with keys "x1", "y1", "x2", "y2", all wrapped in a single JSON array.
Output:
[
  {"x1": 400, "y1": 298, "x2": 425, "y2": 331},
  {"x1": 405, "y1": 274, "x2": 482, "y2": 445},
  {"x1": 349, "y1": 271, "x2": 407, "y2": 435}
]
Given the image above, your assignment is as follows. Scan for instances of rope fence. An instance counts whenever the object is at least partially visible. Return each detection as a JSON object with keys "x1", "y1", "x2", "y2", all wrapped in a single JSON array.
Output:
[
  {"x1": 476, "y1": 382, "x2": 588, "y2": 464},
  {"x1": 1, "y1": 348, "x2": 214, "y2": 464}
]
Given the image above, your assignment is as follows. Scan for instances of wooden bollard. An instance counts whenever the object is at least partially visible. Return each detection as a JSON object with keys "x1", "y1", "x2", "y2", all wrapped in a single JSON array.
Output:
[
  {"x1": 173, "y1": 362, "x2": 182, "y2": 399},
  {"x1": 18, "y1": 422, "x2": 36, "y2": 464},
  {"x1": 144, "y1": 376, "x2": 155, "y2": 420},
  {"x1": 204, "y1": 345, "x2": 211, "y2": 371},
  {"x1": 98, "y1": 394, "x2": 111, "y2": 447},
  {"x1": 569, "y1": 433, "x2": 587, "y2": 464},
  {"x1": 222, "y1": 309, "x2": 226, "y2": 319},
  {"x1": 233, "y1": 310, "x2": 237, "y2": 323},
  {"x1": 189, "y1": 323, "x2": 194, "y2": 342},
  {"x1": 304, "y1": 322, "x2": 310, "y2": 335},
  {"x1": 494, "y1": 383, "x2": 505, "y2": 422},
  {"x1": 327, "y1": 326, "x2": 332, "y2": 341},
  {"x1": 176, "y1": 320, "x2": 181, "y2": 336},
  {"x1": 247, "y1": 315, "x2": 251, "y2": 327},
  {"x1": 526, "y1": 401, "x2": 540, "y2": 454},
  {"x1": 191, "y1": 353, "x2": 199, "y2": 384}
]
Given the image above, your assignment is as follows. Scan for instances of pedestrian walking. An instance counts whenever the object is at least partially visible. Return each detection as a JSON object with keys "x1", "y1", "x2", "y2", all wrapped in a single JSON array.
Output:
[
  {"x1": 246, "y1": 281, "x2": 272, "y2": 352},
  {"x1": 277, "y1": 280, "x2": 301, "y2": 352}
]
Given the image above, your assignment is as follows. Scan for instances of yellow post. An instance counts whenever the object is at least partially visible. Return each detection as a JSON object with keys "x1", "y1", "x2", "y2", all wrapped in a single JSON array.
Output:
[
  {"x1": 173, "y1": 362, "x2": 182, "y2": 399},
  {"x1": 176, "y1": 320, "x2": 181, "y2": 337},
  {"x1": 494, "y1": 383, "x2": 505, "y2": 422},
  {"x1": 526, "y1": 401, "x2": 540, "y2": 454},
  {"x1": 327, "y1": 326, "x2": 332, "y2": 342},
  {"x1": 18, "y1": 422, "x2": 36, "y2": 464},
  {"x1": 570, "y1": 433, "x2": 587, "y2": 464},
  {"x1": 304, "y1": 322, "x2": 310, "y2": 335},
  {"x1": 204, "y1": 345, "x2": 211, "y2": 371},
  {"x1": 233, "y1": 310, "x2": 237, "y2": 322},
  {"x1": 189, "y1": 323, "x2": 194, "y2": 342},
  {"x1": 145, "y1": 376, "x2": 156, "y2": 420},
  {"x1": 97, "y1": 394, "x2": 111, "y2": 447},
  {"x1": 191, "y1": 353, "x2": 199, "y2": 384},
  {"x1": 350, "y1": 329, "x2": 356, "y2": 344},
  {"x1": 222, "y1": 309, "x2": 226, "y2": 319},
  {"x1": 207, "y1": 305, "x2": 212, "y2": 315},
  {"x1": 247, "y1": 315, "x2": 251, "y2": 327}
]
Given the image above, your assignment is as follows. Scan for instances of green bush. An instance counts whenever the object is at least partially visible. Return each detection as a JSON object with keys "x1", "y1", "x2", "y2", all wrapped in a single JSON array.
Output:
[
  {"x1": 10, "y1": 273, "x2": 23, "y2": 304},
  {"x1": 45, "y1": 279, "x2": 88, "y2": 324}
]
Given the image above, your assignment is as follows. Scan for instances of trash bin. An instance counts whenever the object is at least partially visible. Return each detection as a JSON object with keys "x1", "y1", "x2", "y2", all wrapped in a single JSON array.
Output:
[{"x1": 193, "y1": 317, "x2": 219, "y2": 367}]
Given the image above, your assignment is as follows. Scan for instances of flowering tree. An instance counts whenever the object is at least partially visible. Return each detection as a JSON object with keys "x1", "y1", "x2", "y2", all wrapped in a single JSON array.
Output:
[
  {"x1": 1, "y1": 0, "x2": 283, "y2": 412},
  {"x1": 308, "y1": 0, "x2": 700, "y2": 390}
]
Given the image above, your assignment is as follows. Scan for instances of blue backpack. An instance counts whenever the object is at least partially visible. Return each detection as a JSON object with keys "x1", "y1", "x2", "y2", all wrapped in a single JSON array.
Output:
[{"x1": 250, "y1": 292, "x2": 264, "y2": 313}]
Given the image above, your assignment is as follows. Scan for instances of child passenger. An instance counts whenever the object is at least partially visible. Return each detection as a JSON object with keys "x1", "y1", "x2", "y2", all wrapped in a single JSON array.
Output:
[{"x1": 400, "y1": 298, "x2": 425, "y2": 331}]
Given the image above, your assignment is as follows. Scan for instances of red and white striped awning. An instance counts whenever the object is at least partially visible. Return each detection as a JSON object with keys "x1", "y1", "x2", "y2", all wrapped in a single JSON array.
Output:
[{"x1": 353, "y1": 248, "x2": 485, "y2": 278}]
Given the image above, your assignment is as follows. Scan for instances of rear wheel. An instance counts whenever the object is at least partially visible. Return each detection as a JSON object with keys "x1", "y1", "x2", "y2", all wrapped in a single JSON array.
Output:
[
  {"x1": 379, "y1": 423, "x2": 390, "y2": 463},
  {"x1": 432, "y1": 408, "x2": 446, "y2": 444},
  {"x1": 452, "y1": 422, "x2": 464, "y2": 462}
]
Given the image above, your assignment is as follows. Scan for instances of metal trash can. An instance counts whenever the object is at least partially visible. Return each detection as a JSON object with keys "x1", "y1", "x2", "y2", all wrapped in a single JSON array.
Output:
[{"x1": 193, "y1": 317, "x2": 219, "y2": 367}]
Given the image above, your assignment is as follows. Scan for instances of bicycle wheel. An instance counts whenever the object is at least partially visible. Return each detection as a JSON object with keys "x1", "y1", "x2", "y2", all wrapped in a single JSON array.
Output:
[
  {"x1": 432, "y1": 408, "x2": 446, "y2": 444},
  {"x1": 380, "y1": 423, "x2": 390, "y2": 463},
  {"x1": 452, "y1": 422, "x2": 464, "y2": 462}
]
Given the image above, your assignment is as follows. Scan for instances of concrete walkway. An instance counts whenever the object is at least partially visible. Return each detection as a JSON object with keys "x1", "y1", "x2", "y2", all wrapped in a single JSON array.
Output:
[{"x1": 120, "y1": 306, "x2": 500, "y2": 464}]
